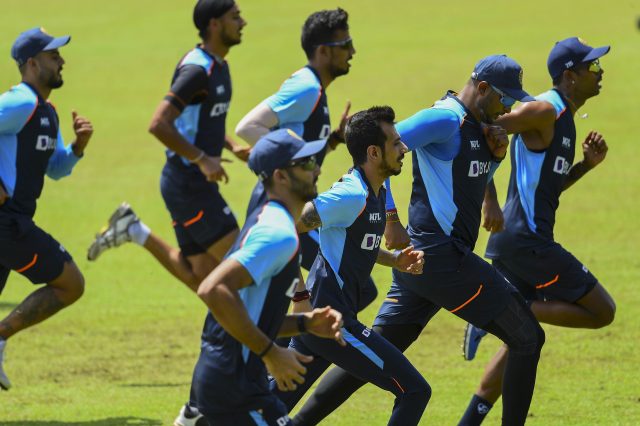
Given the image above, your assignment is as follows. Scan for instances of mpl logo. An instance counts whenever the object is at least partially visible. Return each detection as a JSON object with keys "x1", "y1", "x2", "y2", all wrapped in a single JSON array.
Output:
[
  {"x1": 469, "y1": 140, "x2": 480, "y2": 150},
  {"x1": 210, "y1": 101, "x2": 230, "y2": 117},
  {"x1": 40, "y1": 117, "x2": 50, "y2": 127},
  {"x1": 369, "y1": 212, "x2": 382, "y2": 223},
  {"x1": 215, "y1": 84, "x2": 225, "y2": 95},
  {"x1": 553, "y1": 156, "x2": 571, "y2": 175},
  {"x1": 361, "y1": 233, "x2": 381, "y2": 250},
  {"x1": 35, "y1": 135, "x2": 56, "y2": 151},
  {"x1": 562, "y1": 137, "x2": 571, "y2": 149},
  {"x1": 468, "y1": 160, "x2": 491, "y2": 177},
  {"x1": 323, "y1": 106, "x2": 329, "y2": 116}
]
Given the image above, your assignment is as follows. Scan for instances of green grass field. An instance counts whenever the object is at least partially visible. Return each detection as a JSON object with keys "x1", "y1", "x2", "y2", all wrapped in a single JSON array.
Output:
[{"x1": 1, "y1": 0, "x2": 639, "y2": 424}]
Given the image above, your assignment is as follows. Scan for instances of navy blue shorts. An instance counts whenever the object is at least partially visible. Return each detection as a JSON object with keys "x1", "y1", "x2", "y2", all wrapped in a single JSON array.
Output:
[
  {"x1": 376, "y1": 242, "x2": 517, "y2": 329},
  {"x1": 0, "y1": 212, "x2": 72, "y2": 294},
  {"x1": 492, "y1": 242, "x2": 598, "y2": 303},
  {"x1": 192, "y1": 343, "x2": 292, "y2": 425},
  {"x1": 161, "y1": 162, "x2": 238, "y2": 257},
  {"x1": 273, "y1": 319, "x2": 428, "y2": 414}
]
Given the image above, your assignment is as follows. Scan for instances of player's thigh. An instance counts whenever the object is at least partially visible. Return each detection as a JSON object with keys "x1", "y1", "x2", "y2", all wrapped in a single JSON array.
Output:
[
  {"x1": 303, "y1": 321, "x2": 428, "y2": 397},
  {"x1": 374, "y1": 278, "x2": 440, "y2": 333}
]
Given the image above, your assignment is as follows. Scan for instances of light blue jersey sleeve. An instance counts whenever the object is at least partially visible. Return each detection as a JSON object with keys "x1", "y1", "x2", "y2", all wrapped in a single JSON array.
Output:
[
  {"x1": 230, "y1": 219, "x2": 299, "y2": 287},
  {"x1": 314, "y1": 173, "x2": 367, "y2": 229},
  {"x1": 396, "y1": 108, "x2": 460, "y2": 152},
  {"x1": 46, "y1": 128, "x2": 81, "y2": 180},
  {"x1": 263, "y1": 68, "x2": 322, "y2": 134},
  {"x1": 0, "y1": 86, "x2": 37, "y2": 134}
]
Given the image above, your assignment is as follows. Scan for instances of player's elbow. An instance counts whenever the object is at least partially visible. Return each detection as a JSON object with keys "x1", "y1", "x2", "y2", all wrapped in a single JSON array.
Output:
[
  {"x1": 235, "y1": 120, "x2": 252, "y2": 142},
  {"x1": 148, "y1": 115, "x2": 170, "y2": 138}
]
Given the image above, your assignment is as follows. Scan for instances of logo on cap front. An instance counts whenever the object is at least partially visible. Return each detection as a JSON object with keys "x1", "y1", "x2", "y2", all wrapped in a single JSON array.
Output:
[
  {"x1": 578, "y1": 37, "x2": 588, "y2": 45},
  {"x1": 40, "y1": 27, "x2": 49, "y2": 35}
]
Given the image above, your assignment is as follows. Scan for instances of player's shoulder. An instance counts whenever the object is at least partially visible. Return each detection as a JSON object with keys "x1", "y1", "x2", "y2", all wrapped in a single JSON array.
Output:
[
  {"x1": 431, "y1": 96, "x2": 467, "y2": 124},
  {"x1": 178, "y1": 47, "x2": 215, "y2": 75},
  {"x1": 533, "y1": 89, "x2": 568, "y2": 118},
  {"x1": 283, "y1": 67, "x2": 322, "y2": 92},
  {"x1": 333, "y1": 171, "x2": 368, "y2": 204},
  {"x1": 255, "y1": 201, "x2": 298, "y2": 247},
  {"x1": 0, "y1": 83, "x2": 38, "y2": 110}
]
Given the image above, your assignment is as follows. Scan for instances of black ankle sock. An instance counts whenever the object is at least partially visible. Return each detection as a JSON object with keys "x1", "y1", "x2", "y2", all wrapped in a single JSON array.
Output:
[{"x1": 458, "y1": 394, "x2": 493, "y2": 426}]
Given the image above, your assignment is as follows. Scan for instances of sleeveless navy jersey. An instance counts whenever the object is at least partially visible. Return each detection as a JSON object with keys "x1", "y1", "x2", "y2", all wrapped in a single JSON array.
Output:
[
  {"x1": 307, "y1": 168, "x2": 386, "y2": 319},
  {"x1": 165, "y1": 46, "x2": 232, "y2": 169},
  {"x1": 486, "y1": 89, "x2": 576, "y2": 257},
  {"x1": 199, "y1": 200, "x2": 301, "y2": 382},
  {"x1": 398, "y1": 93, "x2": 499, "y2": 251},
  {"x1": 0, "y1": 82, "x2": 81, "y2": 217},
  {"x1": 264, "y1": 65, "x2": 330, "y2": 165}
]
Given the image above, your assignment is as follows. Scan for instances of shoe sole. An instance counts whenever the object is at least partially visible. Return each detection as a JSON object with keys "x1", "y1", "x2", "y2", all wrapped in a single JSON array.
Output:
[
  {"x1": 463, "y1": 323, "x2": 475, "y2": 361},
  {"x1": 87, "y1": 203, "x2": 135, "y2": 261}
]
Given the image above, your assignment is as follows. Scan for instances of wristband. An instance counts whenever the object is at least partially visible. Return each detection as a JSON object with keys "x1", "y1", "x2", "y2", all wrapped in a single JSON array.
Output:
[
  {"x1": 257, "y1": 340, "x2": 274, "y2": 358},
  {"x1": 296, "y1": 315, "x2": 307, "y2": 334},
  {"x1": 292, "y1": 290, "x2": 310, "y2": 302},
  {"x1": 190, "y1": 150, "x2": 205, "y2": 163}
]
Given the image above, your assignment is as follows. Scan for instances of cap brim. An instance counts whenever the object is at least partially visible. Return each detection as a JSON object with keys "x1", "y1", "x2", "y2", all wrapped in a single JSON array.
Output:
[
  {"x1": 500, "y1": 87, "x2": 535, "y2": 103},
  {"x1": 583, "y1": 45, "x2": 610, "y2": 62},
  {"x1": 43, "y1": 35, "x2": 71, "y2": 51},
  {"x1": 292, "y1": 139, "x2": 327, "y2": 160}
]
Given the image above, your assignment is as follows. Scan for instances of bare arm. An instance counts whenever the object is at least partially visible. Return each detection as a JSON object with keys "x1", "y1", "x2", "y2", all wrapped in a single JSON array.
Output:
[
  {"x1": 562, "y1": 131, "x2": 608, "y2": 191},
  {"x1": 494, "y1": 101, "x2": 557, "y2": 151},
  {"x1": 482, "y1": 180, "x2": 504, "y2": 233},
  {"x1": 376, "y1": 246, "x2": 424, "y2": 274},
  {"x1": 235, "y1": 103, "x2": 279, "y2": 145},
  {"x1": 297, "y1": 201, "x2": 322, "y2": 233}
]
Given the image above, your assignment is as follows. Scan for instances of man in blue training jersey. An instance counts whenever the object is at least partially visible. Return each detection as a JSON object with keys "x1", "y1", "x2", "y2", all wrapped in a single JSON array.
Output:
[
  {"x1": 235, "y1": 7, "x2": 379, "y2": 316},
  {"x1": 290, "y1": 55, "x2": 545, "y2": 426},
  {"x1": 458, "y1": 37, "x2": 615, "y2": 426},
  {"x1": 190, "y1": 129, "x2": 345, "y2": 426},
  {"x1": 271, "y1": 106, "x2": 430, "y2": 426},
  {"x1": 87, "y1": 0, "x2": 250, "y2": 293},
  {"x1": 0, "y1": 27, "x2": 93, "y2": 390}
]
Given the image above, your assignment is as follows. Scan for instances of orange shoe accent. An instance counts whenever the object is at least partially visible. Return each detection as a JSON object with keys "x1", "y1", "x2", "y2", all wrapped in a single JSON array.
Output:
[
  {"x1": 391, "y1": 377, "x2": 405, "y2": 393},
  {"x1": 183, "y1": 210, "x2": 204, "y2": 227},
  {"x1": 535, "y1": 274, "x2": 559, "y2": 289},
  {"x1": 16, "y1": 253, "x2": 38, "y2": 273},
  {"x1": 450, "y1": 284, "x2": 484, "y2": 313}
]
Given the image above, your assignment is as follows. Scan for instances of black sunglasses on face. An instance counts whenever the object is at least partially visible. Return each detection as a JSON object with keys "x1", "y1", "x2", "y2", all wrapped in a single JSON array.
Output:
[
  {"x1": 288, "y1": 155, "x2": 317, "y2": 171},
  {"x1": 318, "y1": 37, "x2": 353, "y2": 50}
]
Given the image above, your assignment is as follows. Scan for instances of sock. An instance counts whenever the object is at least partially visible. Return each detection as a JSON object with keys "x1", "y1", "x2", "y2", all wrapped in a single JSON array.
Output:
[
  {"x1": 129, "y1": 221, "x2": 150, "y2": 246},
  {"x1": 458, "y1": 394, "x2": 493, "y2": 426}
]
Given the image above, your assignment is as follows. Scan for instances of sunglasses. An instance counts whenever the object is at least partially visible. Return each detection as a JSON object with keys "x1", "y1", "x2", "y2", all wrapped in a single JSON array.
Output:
[
  {"x1": 490, "y1": 85, "x2": 517, "y2": 108},
  {"x1": 587, "y1": 59, "x2": 602, "y2": 73},
  {"x1": 288, "y1": 155, "x2": 317, "y2": 171},
  {"x1": 319, "y1": 37, "x2": 353, "y2": 50}
]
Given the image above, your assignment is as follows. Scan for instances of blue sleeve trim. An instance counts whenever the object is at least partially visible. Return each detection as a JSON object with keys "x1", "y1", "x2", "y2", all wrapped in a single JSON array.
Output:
[
  {"x1": 396, "y1": 106, "x2": 461, "y2": 152},
  {"x1": 0, "y1": 84, "x2": 38, "y2": 134},
  {"x1": 264, "y1": 68, "x2": 322, "y2": 127},
  {"x1": 315, "y1": 172, "x2": 367, "y2": 229},
  {"x1": 384, "y1": 178, "x2": 396, "y2": 211},
  {"x1": 179, "y1": 48, "x2": 215, "y2": 75},
  {"x1": 46, "y1": 128, "x2": 81, "y2": 180}
]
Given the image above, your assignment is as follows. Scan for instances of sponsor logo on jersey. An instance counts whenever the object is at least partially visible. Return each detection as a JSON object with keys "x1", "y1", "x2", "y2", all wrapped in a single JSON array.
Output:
[
  {"x1": 361, "y1": 233, "x2": 381, "y2": 250},
  {"x1": 469, "y1": 140, "x2": 480, "y2": 150},
  {"x1": 323, "y1": 106, "x2": 329, "y2": 116},
  {"x1": 35, "y1": 135, "x2": 56, "y2": 151},
  {"x1": 553, "y1": 156, "x2": 571, "y2": 175},
  {"x1": 562, "y1": 137, "x2": 571, "y2": 149},
  {"x1": 286, "y1": 278, "x2": 299, "y2": 298},
  {"x1": 210, "y1": 101, "x2": 230, "y2": 117},
  {"x1": 362, "y1": 327, "x2": 371, "y2": 337},
  {"x1": 216, "y1": 84, "x2": 225, "y2": 95},
  {"x1": 276, "y1": 415, "x2": 292, "y2": 426},
  {"x1": 40, "y1": 117, "x2": 50, "y2": 127},
  {"x1": 369, "y1": 212, "x2": 382, "y2": 223},
  {"x1": 468, "y1": 160, "x2": 491, "y2": 177}
]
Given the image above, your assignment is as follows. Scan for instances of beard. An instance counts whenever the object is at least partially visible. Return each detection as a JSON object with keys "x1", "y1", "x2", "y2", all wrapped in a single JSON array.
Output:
[
  {"x1": 221, "y1": 28, "x2": 242, "y2": 47},
  {"x1": 380, "y1": 154, "x2": 403, "y2": 178},
  {"x1": 41, "y1": 68, "x2": 63, "y2": 89},
  {"x1": 288, "y1": 171, "x2": 318, "y2": 202},
  {"x1": 329, "y1": 62, "x2": 350, "y2": 79}
]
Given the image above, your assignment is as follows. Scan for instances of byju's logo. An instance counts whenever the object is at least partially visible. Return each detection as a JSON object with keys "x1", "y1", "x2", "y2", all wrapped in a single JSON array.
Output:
[
  {"x1": 35, "y1": 135, "x2": 56, "y2": 151},
  {"x1": 210, "y1": 101, "x2": 230, "y2": 117},
  {"x1": 553, "y1": 156, "x2": 571, "y2": 175},
  {"x1": 361, "y1": 233, "x2": 381, "y2": 250},
  {"x1": 562, "y1": 137, "x2": 571, "y2": 149},
  {"x1": 468, "y1": 160, "x2": 491, "y2": 177}
]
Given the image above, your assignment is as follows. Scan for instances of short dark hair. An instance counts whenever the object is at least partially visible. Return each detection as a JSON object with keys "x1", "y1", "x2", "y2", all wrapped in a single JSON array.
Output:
[
  {"x1": 345, "y1": 106, "x2": 395, "y2": 166},
  {"x1": 193, "y1": 0, "x2": 235, "y2": 40},
  {"x1": 301, "y1": 8, "x2": 349, "y2": 60}
]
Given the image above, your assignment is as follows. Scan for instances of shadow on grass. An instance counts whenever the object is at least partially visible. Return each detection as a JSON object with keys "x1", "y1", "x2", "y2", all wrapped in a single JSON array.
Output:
[
  {"x1": 119, "y1": 382, "x2": 190, "y2": 388},
  {"x1": 0, "y1": 417, "x2": 161, "y2": 425}
]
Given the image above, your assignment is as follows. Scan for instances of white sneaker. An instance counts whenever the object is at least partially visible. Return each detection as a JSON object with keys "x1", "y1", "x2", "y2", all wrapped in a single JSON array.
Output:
[
  {"x1": 87, "y1": 202, "x2": 139, "y2": 261},
  {"x1": 0, "y1": 339, "x2": 11, "y2": 390},
  {"x1": 174, "y1": 403, "x2": 207, "y2": 426}
]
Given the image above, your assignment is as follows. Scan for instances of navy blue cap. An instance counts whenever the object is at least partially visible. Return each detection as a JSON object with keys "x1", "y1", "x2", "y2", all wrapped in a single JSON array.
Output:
[
  {"x1": 248, "y1": 129, "x2": 326, "y2": 181},
  {"x1": 547, "y1": 37, "x2": 610, "y2": 79},
  {"x1": 11, "y1": 27, "x2": 70, "y2": 66},
  {"x1": 471, "y1": 54, "x2": 534, "y2": 102}
]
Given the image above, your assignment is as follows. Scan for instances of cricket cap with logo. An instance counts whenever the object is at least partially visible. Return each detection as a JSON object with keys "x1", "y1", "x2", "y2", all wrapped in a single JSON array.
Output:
[
  {"x1": 547, "y1": 37, "x2": 610, "y2": 79},
  {"x1": 248, "y1": 129, "x2": 326, "y2": 181},
  {"x1": 11, "y1": 27, "x2": 70, "y2": 66},
  {"x1": 471, "y1": 54, "x2": 535, "y2": 102}
]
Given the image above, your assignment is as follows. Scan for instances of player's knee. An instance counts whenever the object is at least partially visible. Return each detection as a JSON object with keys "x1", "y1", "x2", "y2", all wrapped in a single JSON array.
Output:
[
  {"x1": 60, "y1": 271, "x2": 85, "y2": 305},
  {"x1": 595, "y1": 301, "x2": 616, "y2": 328},
  {"x1": 510, "y1": 320, "x2": 545, "y2": 357}
]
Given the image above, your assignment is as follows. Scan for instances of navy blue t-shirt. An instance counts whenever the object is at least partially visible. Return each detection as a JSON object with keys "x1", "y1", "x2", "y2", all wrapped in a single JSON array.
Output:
[{"x1": 486, "y1": 89, "x2": 577, "y2": 257}]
